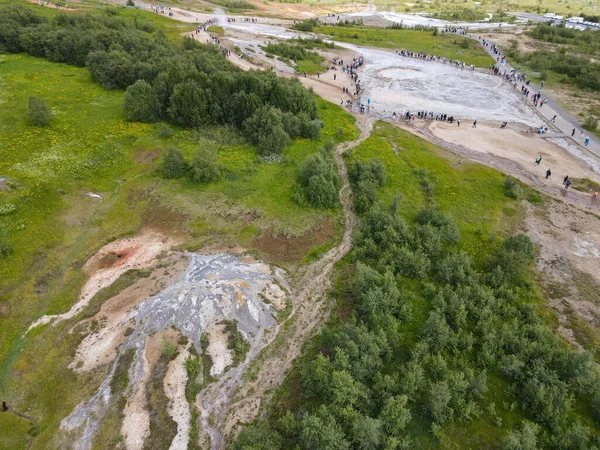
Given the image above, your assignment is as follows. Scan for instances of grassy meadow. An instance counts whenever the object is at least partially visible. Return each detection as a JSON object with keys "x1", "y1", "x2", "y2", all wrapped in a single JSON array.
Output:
[
  {"x1": 347, "y1": 122, "x2": 522, "y2": 266},
  {"x1": 315, "y1": 26, "x2": 495, "y2": 67},
  {"x1": 250, "y1": 121, "x2": 599, "y2": 449},
  {"x1": 346, "y1": 122, "x2": 529, "y2": 447},
  {"x1": 0, "y1": 49, "x2": 357, "y2": 448}
]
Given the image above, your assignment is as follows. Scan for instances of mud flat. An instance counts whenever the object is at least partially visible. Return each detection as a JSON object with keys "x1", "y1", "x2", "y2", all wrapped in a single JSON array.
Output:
[
  {"x1": 345, "y1": 45, "x2": 539, "y2": 125},
  {"x1": 220, "y1": 20, "x2": 539, "y2": 126}
]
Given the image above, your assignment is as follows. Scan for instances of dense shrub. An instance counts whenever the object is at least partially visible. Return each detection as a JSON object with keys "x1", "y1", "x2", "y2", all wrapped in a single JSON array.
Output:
[
  {"x1": 262, "y1": 41, "x2": 325, "y2": 70},
  {"x1": 158, "y1": 124, "x2": 175, "y2": 139},
  {"x1": 244, "y1": 106, "x2": 289, "y2": 156},
  {"x1": 296, "y1": 140, "x2": 339, "y2": 208},
  {"x1": 28, "y1": 96, "x2": 51, "y2": 126},
  {"x1": 235, "y1": 162, "x2": 600, "y2": 448},
  {"x1": 189, "y1": 147, "x2": 221, "y2": 183},
  {"x1": 292, "y1": 18, "x2": 318, "y2": 32},
  {"x1": 509, "y1": 32, "x2": 600, "y2": 91},
  {"x1": 501, "y1": 421, "x2": 539, "y2": 450},
  {"x1": 162, "y1": 147, "x2": 188, "y2": 179},
  {"x1": 349, "y1": 158, "x2": 386, "y2": 213},
  {"x1": 124, "y1": 80, "x2": 161, "y2": 122}
]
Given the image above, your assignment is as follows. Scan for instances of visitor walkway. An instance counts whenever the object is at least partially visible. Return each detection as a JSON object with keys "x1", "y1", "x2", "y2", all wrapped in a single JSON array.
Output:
[{"x1": 476, "y1": 36, "x2": 600, "y2": 160}]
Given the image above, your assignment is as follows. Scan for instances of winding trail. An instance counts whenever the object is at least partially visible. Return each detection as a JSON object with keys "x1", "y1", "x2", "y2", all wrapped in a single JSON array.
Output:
[{"x1": 196, "y1": 117, "x2": 374, "y2": 450}]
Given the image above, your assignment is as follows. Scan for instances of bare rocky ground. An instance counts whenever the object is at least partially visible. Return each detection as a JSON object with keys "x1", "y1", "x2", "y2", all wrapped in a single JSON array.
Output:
[{"x1": 56, "y1": 248, "x2": 289, "y2": 450}]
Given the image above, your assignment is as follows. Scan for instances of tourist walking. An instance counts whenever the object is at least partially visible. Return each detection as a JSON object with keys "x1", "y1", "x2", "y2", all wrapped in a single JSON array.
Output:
[
  {"x1": 545, "y1": 169, "x2": 551, "y2": 179},
  {"x1": 535, "y1": 156, "x2": 542, "y2": 165}
]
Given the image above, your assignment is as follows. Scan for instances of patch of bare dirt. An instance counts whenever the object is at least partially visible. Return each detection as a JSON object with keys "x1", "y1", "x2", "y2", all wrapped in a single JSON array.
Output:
[
  {"x1": 26, "y1": 0, "x2": 76, "y2": 11},
  {"x1": 524, "y1": 199, "x2": 600, "y2": 352},
  {"x1": 0, "y1": 302, "x2": 9, "y2": 319},
  {"x1": 251, "y1": 216, "x2": 336, "y2": 265},
  {"x1": 164, "y1": 347, "x2": 191, "y2": 450},
  {"x1": 70, "y1": 253, "x2": 188, "y2": 373},
  {"x1": 27, "y1": 230, "x2": 177, "y2": 331},
  {"x1": 143, "y1": 202, "x2": 189, "y2": 236},
  {"x1": 429, "y1": 121, "x2": 600, "y2": 188},
  {"x1": 121, "y1": 333, "x2": 166, "y2": 450},
  {"x1": 134, "y1": 148, "x2": 161, "y2": 164},
  {"x1": 480, "y1": 30, "x2": 550, "y2": 55},
  {"x1": 206, "y1": 323, "x2": 233, "y2": 377},
  {"x1": 246, "y1": 0, "x2": 364, "y2": 18}
]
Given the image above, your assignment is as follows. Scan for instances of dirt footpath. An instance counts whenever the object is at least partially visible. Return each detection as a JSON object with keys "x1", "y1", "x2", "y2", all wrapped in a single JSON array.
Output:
[{"x1": 428, "y1": 121, "x2": 600, "y2": 191}]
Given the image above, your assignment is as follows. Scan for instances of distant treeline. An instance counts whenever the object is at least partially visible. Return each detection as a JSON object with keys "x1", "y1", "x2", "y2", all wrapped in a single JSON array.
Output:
[
  {"x1": 206, "y1": 0, "x2": 256, "y2": 10},
  {"x1": 0, "y1": 6, "x2": 321, "y2": 154}
]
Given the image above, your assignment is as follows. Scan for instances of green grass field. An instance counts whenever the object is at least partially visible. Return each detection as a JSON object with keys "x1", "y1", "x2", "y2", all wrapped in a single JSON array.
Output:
[
  {"x1": 315, "y1": 26, "x2": 495, "y2": 67},
  {"x1": 347, "y1": 123, "x2": 532, "y2": 445},
  {"x1": 0, "y1": 51, "x2": 358, "y2": 448},
  {"x1": 347, "y1": 122, "x2": 521, "y2": 265},
  {"x1": 253, "y1": 121, "x2": 596, "y2": 449}
]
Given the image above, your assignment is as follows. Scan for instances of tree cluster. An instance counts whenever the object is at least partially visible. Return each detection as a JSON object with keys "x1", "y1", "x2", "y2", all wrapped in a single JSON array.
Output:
[
  {"x1": 295, "y1": 140, "x2": 339, "y2": 208},
  {"x1": 162, "y1": 146, "x2": 221, "y2": 183},
  {"x1": 349, "y1": 158, "x2": 386, "y2": 213},
  {"x1": 235, "y1": 163, "x2": 600, "y2": 449},
  {"x1": 0, "y1": 6, "x2": 321, "y2": 153}
]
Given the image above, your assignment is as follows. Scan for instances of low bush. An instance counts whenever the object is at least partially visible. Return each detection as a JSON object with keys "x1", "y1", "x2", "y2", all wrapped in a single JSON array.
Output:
[
  {"x1": 28, "y1": 96, "x2": 52, "y2": 126},
  {"x1": 583, "y1": 116, "x2": 598, "y2": 131},
  {"x1": 504, "y1": 176, "x2": 522, "y2": 199},
  {"x1": 162, "y1": 147, "x2": 188, "y2": 179},
  {"x1": 292, "y1": 18, "x2": 318, "y2": 32},
  {"x1": 0, "y1": 225, "x2": 11, "y2": 257},
  {"x1": 189, "y1": 147, "x2": 221, "y2": 183}
]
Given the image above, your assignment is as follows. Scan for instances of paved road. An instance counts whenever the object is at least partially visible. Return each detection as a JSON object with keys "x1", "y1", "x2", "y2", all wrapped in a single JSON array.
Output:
[{"x1": 476, "y1": 36, "x2": 600, "y2": 160}]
